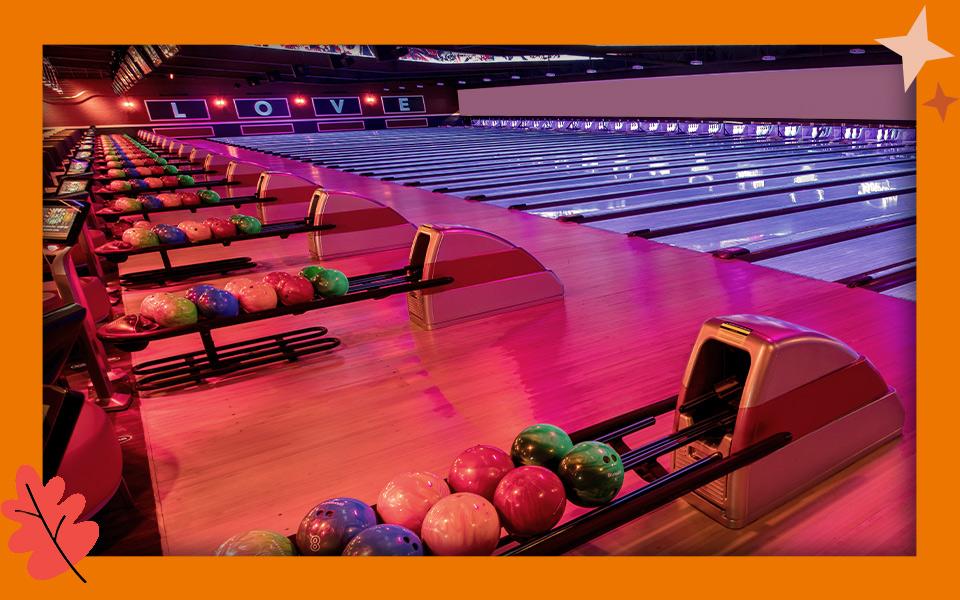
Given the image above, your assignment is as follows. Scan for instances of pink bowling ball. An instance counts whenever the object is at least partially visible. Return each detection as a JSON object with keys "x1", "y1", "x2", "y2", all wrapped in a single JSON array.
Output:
[
  {"x1": 421, "y1": 493, "x2": 501, "y2": 556},
  {"x1": 238, "y1": 283, "x2": 278, "y2": 313},
  {"x1": 448, "y1": 445, "x2": 514, "y2": 500},
  {"x1": 492, "y1": 466, "x2": 566, "y2": 536},
  {"x1": 224, "y1": 278, "x2": 255, "y2": 297},
  {"x1": 376, "y1": 471, "x2": 450, "y2": 535},
  {"x1": 177, "y1": 220, "x2": 212, "y2": 242}
]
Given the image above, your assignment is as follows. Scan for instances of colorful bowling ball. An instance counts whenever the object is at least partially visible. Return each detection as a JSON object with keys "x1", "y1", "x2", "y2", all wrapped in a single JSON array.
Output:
[
  {"x1": 106, "y1": 168, "x2": 126, "y2": 178},
  {"x1": 156, "y1": 157, "x2": 168, "y2": 166},
  {"x1": 178, "y1": 191, "x2": 201, "y2": 206},
  {"x1": 556, "y1": 441, "x2": 624, "y2": 507},
  {"x1": 108, "y1": 180, "x2": 132, "y2": 192},
  {"x1": 493, "y1": 466, "x2": 566, "y2": 535},
  {"x1": 223, "y1": 278, "x2": 254, "y2": 297},
  {"x1": 130, "y1": 179, "x2": 149, "y2": 190},
  {"x1": 420, "y1": 493, "x2": 501, "y2": 556},
  {"x1": 152, "y1": 224, "x2": 188, "y2": 245},
  {"x1": 197, "y1": 189, "x2": 220, "y2": 204},
  {"x1": 177, "y1": 174, "x2": 196, "y2": 186},
  {"x1": 177, "y1": 220, "x2": 212, "y2": 242},
  {"x1": 149, "y1": 166, "x2": 165, "y2": 176},
  {"x1": 203, "y1": 217, "x2": 237, "y2": 239},
  {"x1": 106, "y1": 161, "x2": 122, "y2": 169},
  {"x1": 511, "y1": 424, "x2": 573, "y2": 471},
  {"x1": 154, "y1": 296, "x2": 198, "y2": 328},
  {"x1": 141, "y1": 195, "x2": 163, "y2": 210},
  {"x1": 448, "y1": 445, "x2": 514, "y2": 500},
  {"x1": 261, "y1": 271, "x2": 293, "y2": 291},
  {"x1": 313, "y1": 269, "x2": 349, "y2": 297},
  {"x1": 113, "y1": 197, "x2": 142, "y2": 212},
  {"x1": 196, "y1": 288, "x2": 240, "y2": 319},
  {"x1": 376, "y1": 471, "x2": 450, "y2": 535},
  {"x1": 144, "y1": 177, "x2": 164, "y2": 189},
  {"x1": 132, "y1": 220, "x2": 152, "y2": 229},
  {"x1": 184, "y1": 284, "x2": 218, "y2": 304},
  {"x1": 124, "y1": 168, "x2": 139, "y2": 177},
  {"x1": 296, "y1": 498, "x2": 377, "y2": 556},
  {"x1": 140, "y1": 292, "x2": 174, "y2": 320},
  {"x1": 160, "y1": 175, "x2": 180, "y2": 187},
  {"x1": 136, "y1": 166, "x2": 152, "y2": 176},
  {"x1": 228, "y1": 215, "x2": 262, "y2": 235},
  {"x1": 276, "y1": 275, "x2": 315, "y2": 305},
  {"x1": 215, "y1": 530, "x2": 295, "y2": 556},
  {"x1": 121, "y1": 227, "x2": 160, "y2": 248},
  {"x1": 299, "y1": 265, "x2": 326, "y2": 282},
  {"x1": 342, "y1": 525, "x2": 423, "y2": 556},
  {"x1": 163, "y1": 164, "x2": 179, "y2": 175},
  {"x1": 238, "y1": 283, "x2": 278, "y2": 313}
]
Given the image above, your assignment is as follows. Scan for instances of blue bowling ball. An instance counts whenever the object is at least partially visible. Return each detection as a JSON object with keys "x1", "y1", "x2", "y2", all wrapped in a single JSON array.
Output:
[
  {"x1": 196, "y1": 288, "x2": 240, "y2": 319},
  {"x1": 141, "y1": 195, "x2": 163, "y2": 210},
  {"x1": 152, "y1": 224, "x2": 188, "y2": 245},
  {"x1": 184, "y1": 284, "x2": 218, "y2": 304},
  {"x1": 342, "y1": 524, "x2": 424, "y2": 556},
  {"x1": 296, "y1": 497, "x2": 377, "y2": 555}
]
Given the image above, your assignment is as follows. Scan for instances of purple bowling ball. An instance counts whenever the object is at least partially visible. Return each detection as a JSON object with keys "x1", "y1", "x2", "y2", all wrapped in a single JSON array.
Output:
[
  {"x1": 141, "y1": 195, "x2": 164, "y2": 210},
  {"x1": 296, "y1": 497, "x2": 377, "y2": 556},
  {"x1": 196, "y1": 288, "x2": 240, "y2": 319},
  {"x1": 342, "y1": 524, "x2": 424, "y2": 556},
  {"x1": 184, "y1": 284, "x2": 218, "y2": 304},
  {"x1": 152, "y1": 224, "x2": 188, "y2": 245}
]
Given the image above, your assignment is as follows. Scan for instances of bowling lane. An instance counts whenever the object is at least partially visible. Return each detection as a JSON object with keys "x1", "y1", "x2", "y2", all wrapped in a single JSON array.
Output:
[
  {"x1": 453, "y1": 146, "x2": 914, "y2": 201},
  {"x1": 510, "y1": 159, "x2": 915, "y2": 219},
  {"x1": 882, "y1": 282, "x2": 917, "y2": 301},
  {"x1": 752, "y1": 225, "x2": 916, "y2": 283},
  {"x1": 653, "y1": 191, "x2": 916, "y2": 252},
  {"x1": 588, "y1": 176, "x2": 915, "y2": 234}
]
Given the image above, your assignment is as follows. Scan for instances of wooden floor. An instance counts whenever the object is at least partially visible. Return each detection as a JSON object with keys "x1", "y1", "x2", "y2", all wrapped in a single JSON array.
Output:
[{"x1": 118, "y1": 139, "x2": 915, "y2": 555}]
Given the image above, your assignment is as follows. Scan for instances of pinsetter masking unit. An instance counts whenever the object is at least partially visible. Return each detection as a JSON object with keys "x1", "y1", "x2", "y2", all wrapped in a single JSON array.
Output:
[
  {"x1": 255, "y1": 170, "x2": 416, "y2": 259},
  {"x1": 672, "y1": 314, "x2": 903, "y2": 528},
  {"x1": 406, "y1": 224, "x2": 564, "y2": 329}
]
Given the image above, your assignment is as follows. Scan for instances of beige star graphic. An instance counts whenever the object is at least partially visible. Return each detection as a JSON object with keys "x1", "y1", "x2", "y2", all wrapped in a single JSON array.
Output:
[
  {"x1": 924, "y1": 83, "x2": 958, "y2": 121},
  {"x1": 876, "y1": 6, "x2": 953, "y2": 91}
]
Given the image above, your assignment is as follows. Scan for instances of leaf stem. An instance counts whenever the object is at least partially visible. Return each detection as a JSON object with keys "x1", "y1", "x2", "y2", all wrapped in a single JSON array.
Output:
[{"x1": 23, "y1": 483, "x2": 87, "y2": 583}]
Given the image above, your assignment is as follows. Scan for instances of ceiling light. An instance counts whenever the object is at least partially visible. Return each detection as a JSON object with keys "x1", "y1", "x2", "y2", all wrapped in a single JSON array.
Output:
[
  {"x1": 631, "y1": 64, "x2": 644, "y2": 70},
  {"x1": 761, "y1": 55, "x2": 776, "y2": 61},
  {"x1": 690, "y1": 60, "x2": 703, "y2": 66},
  {"x1": 482, "y1": 77, "x2": 491, "y2": 82},
  {"x1": 511, "y1": 75, "x2": 520, "y2": 80},
  {"x1": 849, "y1": 48, "x2": 866, "y2": 55},
  {"x1": 586, "y1": 68, "x2": 597, "y2": 74},
  {"x1": 545, "y1": 72, "x2": 556, "y2": 77}
]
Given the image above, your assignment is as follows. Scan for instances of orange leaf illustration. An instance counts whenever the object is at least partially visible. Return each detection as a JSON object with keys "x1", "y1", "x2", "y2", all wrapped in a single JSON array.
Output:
[{"x1": 2, "y1": 465, "x2": 99, "y2": 582}]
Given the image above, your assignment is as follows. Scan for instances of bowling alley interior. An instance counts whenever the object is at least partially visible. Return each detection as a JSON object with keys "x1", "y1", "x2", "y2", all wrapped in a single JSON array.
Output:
[{"x1": 42, "y1": 44, "x2": 915, "y2": 557}]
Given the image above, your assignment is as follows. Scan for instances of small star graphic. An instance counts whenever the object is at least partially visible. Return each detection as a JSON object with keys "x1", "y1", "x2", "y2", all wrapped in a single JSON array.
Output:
[
  {"x1": 924, "y1": 83, "x2": 958, "y2": 121},
  {"x1": 876, "y1": 6, "x2": 953, "y2": 91}
]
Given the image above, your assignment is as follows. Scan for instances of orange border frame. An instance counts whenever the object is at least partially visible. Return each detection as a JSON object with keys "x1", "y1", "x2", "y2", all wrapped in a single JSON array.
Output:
[{"x1": 5, "y1": 0, "x2": 955, "y2": 595}]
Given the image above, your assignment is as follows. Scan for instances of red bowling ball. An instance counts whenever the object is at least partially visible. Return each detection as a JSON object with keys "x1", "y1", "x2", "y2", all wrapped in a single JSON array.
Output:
[
  {"x1": 492, "y1": 466, "x2": 566, "y2": 536},
  {"x1": 448, "y1": 445, "x2": 514, "y2": 500},
  {"x1": 203, "y1": 217, "x2": 237, "y2": 239},
  {"x1": 277, "y1": 275, "x2": 315, "y2": 306},
  {"x1": 261, "y1": 271, "x2": 294, "y2": 291}
]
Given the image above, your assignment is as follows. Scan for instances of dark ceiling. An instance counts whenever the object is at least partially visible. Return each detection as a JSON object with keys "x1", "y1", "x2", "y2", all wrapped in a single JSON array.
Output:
[{"x1": 43, "y1": 44, "x2": 900, "y2": 92}]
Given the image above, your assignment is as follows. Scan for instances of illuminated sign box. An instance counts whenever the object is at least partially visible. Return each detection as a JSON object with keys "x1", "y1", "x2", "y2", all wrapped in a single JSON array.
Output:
[
  {"x1": 312, "y1": 96, "x2": 363, "y2": 116},
  {"x1": 381, "y1": 95, "x2": 426, "y2": 114}
]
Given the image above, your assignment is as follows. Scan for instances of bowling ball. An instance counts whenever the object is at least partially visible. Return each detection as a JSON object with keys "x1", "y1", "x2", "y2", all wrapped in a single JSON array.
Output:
[
  {"x1": 160, "y1": 175, "x2": 180, "y2": 187},
  {"x1": 296, "y1": 498, "x2": 377, "y2": 556},
  {"x1": 156, "y1": 192, "x2": 182, "y2": 208},
  {"x1": 215, "y1": 530, "x2": 296, "y2": 556},
  {"x1": 106, "y1": 161, "x2": 122, "y2": 169},
  {"x1": 140, "y1": 292, "x2": 174, "y2": 320},
  {"x1": 132, "y1": 220, "x2": 152, "y2": 229},
  {"x1": 510, "y1": 424, "x2": 573, "y2": 471},
  {"x1": 106, "y1": 168, "x2": 125, "y2": 178},
  {"x1": 277, "y1": 276, "x2": 315, "y2": 305},
  {"x1": 377, "y1": 471, "x2": 450, "y2": 535},
  {"x1": 196, "y1": 288, "x2": 240, "y2": 319},
  {"x1": 124, "y1": 168, "x2": 139, "y2": 177},
  {"x1": 184, "y1": 284, "x2": 218, "y2": 304},
  {"x1": 198, "y1": 189, "x2": 221, "y2": 204},
  {"x1": 178, "y1": 191, "x2": 202, "y2": 206},
  {"x1": 261, "y1": 271, "x2": 293, "y2": 291},
  {"x1": 421, "y1": 493, "x2": 501, "y2": 556},
  {"x1": 233, "y1": 215, "x2": 262, "y2": 235},
  {"x1": 299, "y1": 265, "x2": 326, "y2": 282},
  {"x1": 113, "y1": 197, "x2": 142, "y2": 212},
  {"x1": 342, "y1": 525, "x2": 423, "y2": 556},
  {"x1": 223, "y1": 278, "x2": 254, "y2": 297},
  {"x1": 145, "y1": 177, "x2": 164, "y2": 189},
  {"x1": 108, "y1": 180, "x2": 132, "y2": 192},
  {"x1": 314, "y1": 269, "x2": 349, "y2": 297},
  {"x1": 177, "y1": 220, "x2": 212, "y2": 242},
  {"x1": 448, "y1": 445, "x2": 514, "y2": 500},
  {"x1": 557, "y1": 441, "x2": 624, "y2": 507},
  {"x1": 141, "y1": 195, "x2": 163, "y2": 210},
  {"x1": 136, "y1": 166, "x2": 152, "y2": 176},
  {"x1": 163, "y1": 164, "x2": 179, "y2": 174},
  {"x1": 203, "y1": 217, "x2": 238, "y2": 239},
  {"x1": 153, "y1": 296, "x2": 198, "y2": 328},
  {"x1": 156, "y1": 157, "x2": 168, "y2": 166},
  {"x1": 121, "y1": 227, "x2": 160, "y2": 248},
  {"x1": 493, "y1": 466, "x2": 566, "y2": 536},
  {"x1": 152, "y1": 224, "x2": 188, "y2": 245},
  {"x1": 238, "y1": 283, "x2": 278, "y2": 313},
  {"x1": 177, "y1": 174, "x2": 196, "y2": 186},
  {"x1": 149, "y1": 166, "x2": 165, "y2": 176}
]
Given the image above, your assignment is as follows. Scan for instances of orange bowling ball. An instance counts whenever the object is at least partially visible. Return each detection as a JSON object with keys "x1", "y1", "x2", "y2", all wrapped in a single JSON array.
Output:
[
  {"x1": 420, "y1": 493, "x2": 501, "y2": 556},
  {"x1": 376, "y1": 471, "x2": 450, "y2": 535}
]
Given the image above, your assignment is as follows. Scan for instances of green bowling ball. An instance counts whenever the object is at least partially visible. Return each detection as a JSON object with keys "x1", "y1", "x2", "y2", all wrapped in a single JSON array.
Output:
[
  {"x1": 557, "y1": 441, "x2": 624, "y2": 507},
  {"x1": 233, "y1": 215, "x2": 262, "y2": 235},
  {"x1": 510, "y1": 424, "x2": 573, "y2": 471},
  {"x1": 299, "y1": 265, "x2": 326, "y2": 282},
  {"x1": 163, "y1": 165, "x2": 179, "y2": 175},
  {"x1": 156, "y1": 157, "x2": 168, "y2": 166},
  {"x1": 216, "y1": 530, "x2": 296, "y2": 556},
  {"x1": 314, "y1": 269, "x2": 349, "y2": 297},
  {"x1": 177, "y1": 174, "x2": 195, "y2": 186},
  {"x1": 197, "y1": 189, "x2": 220, "y2": 204},
  {"x1": 154, "y1": 296, "x2": 198, "y2": 328}
]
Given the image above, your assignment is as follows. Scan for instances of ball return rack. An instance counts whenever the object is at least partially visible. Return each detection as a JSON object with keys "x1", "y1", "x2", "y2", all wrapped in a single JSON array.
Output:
[{"x1": 93, "y1": 195, "x2": 278, "y2": 223}]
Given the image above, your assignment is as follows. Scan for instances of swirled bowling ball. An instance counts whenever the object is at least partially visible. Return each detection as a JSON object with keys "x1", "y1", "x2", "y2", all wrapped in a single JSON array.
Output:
[
  {"x1": 157, "y1": 192, "x2": 182, "y2": 208},
  {"x1": 448, "y1": 445, "x2": 514, "y2": 500},
  {"x1": 377, "y1": 471, "x2": 450, "y2": 535},
  {"x1": 196, "y1": 288, "x2": 240, "y2": 319},
  {"x1": 276, "y1": 275, "x2": 315, "y2": 306},
  {"x1": 163, "y1": 164, "x2": 179, "y2": 175},
  {"x1": 493, "y1": 466, "x2": 566, "y2": 535},
  {"x1": 113, "y1": 197, "x2": 142, "y2": 212},
  {"x1": 108, "y1": 180, "x2": 132, "y2": 192},
  {"x1": 557, "y1": 441, "x2": 624, "y2": 507},
  {"x1": 136, "y1": 166, "x2": 152, "y2": 176},
  {"x1": 152, "y1": 224, "x2": 188, "y2": 245},
  {"x1": 238, "y1": 283, "x2": 278, "y2": 313},
  {"x1": 153, "y1": 296, "x2": 198, "y2": 328},
  {"x1": 177, "y1": 174, "x2": 195, "y2": 186},
  {"x1": 178, "y1": 191, "x2": 201, "y2": 207},
  {"x1": 510, "y1": 424, "x2": 573, "y2": 471},
  {"x1": 177, "y1": 220, "x2": 212, "y2": 242},
  {"x1": 144, "y1": 177, "x2": 164, "y2": 189},
  {"x1": 140, "y1": 292, "x2": 174, "y2": 321},
  {"x1": 203, "y1": 217, "x2": 237, "y2": 239},
  {"x1": 160, "y1": 175, "x2": 180, "y2": 187},
  {"x1": 106, "y1": 168, "x2": 126, "y2": 178},
  {"x1": 198, "y1": 189, "x2": 220, "y2": 204},
  {"x1": 149, "y1": 166, "x2": 165, "y2": 176},
  {"x1": 299, "y1": 265, "x2": 326, "y2": 283},
  {"x1": 184, "y1": 284, "x2": 218, "y2": 304},
  {"x1": 296, "y1": 497, "x2": 377, "y2": 556},
  {"x1": 314, "y1": 269, "x2": 349, "y2": 297},
  {"x1": 342, "y1": 524, "x2": 423, "y2": 556},
  {"x1": 215, "y1": 530, "x2": 295, "y2": 556},
  {"x1": 156, "y1": 157, "x2": 168, "y2": 166},
  {"x1": 261, "y1": 271, "x2": 293, "y2": 291},
  {"x1": 224, "y1": 278, "x2": 255, "y2": 297},
  {"x1": 121, "y1": 227, "x2": 160, "y2": 248},
  {"x1": 141, "y1": 195, "x2": 163, "y2": 210},
  {"x1": 421, "y1": 493, "x2": 501, "y2": 556}
]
